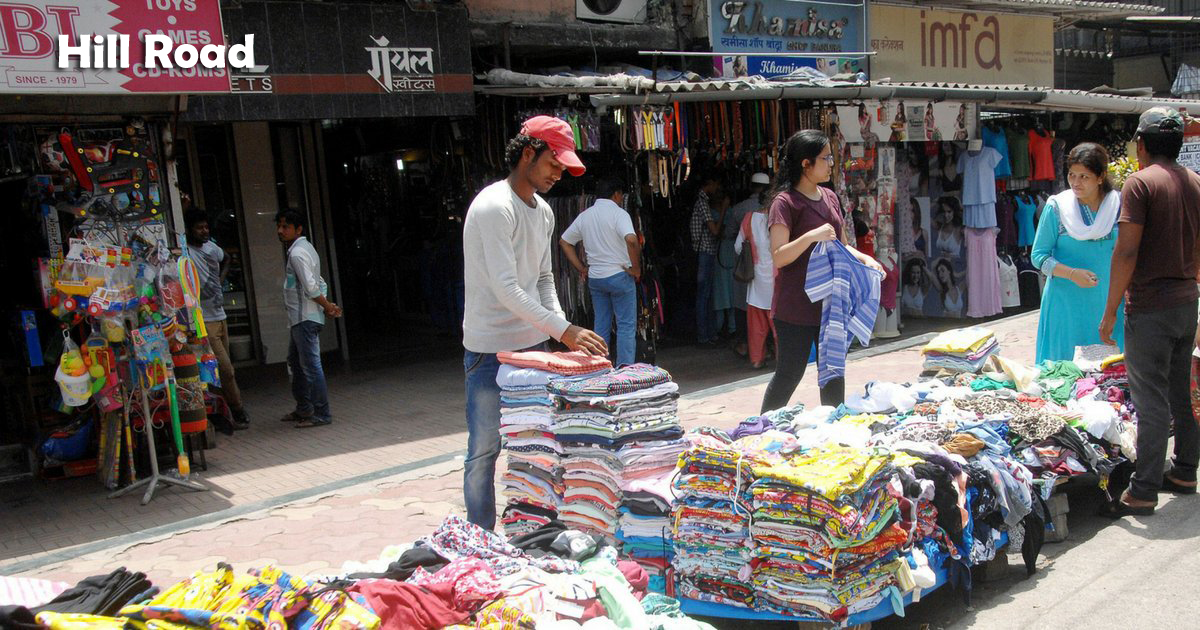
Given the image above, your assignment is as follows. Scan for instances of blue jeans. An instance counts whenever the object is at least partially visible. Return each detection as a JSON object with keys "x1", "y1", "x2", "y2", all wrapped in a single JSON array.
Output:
[
  {"x1": 695, "y1": 252, "x2": 717, "y2": 343},
  {"x1": 463, "y1": 341, "x2": 546, "y2": 530},
  {"x1": 287, "y1": 321, "x2": 330, "y2": 422},
  {"x1": 590, "y1": 272, "x2": 637, "y2": 366}
]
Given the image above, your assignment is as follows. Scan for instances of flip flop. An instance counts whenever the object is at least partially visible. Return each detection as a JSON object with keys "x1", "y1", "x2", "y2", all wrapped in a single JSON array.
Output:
[
  {"x1": 295, "y1": 419, "x2": 331, "y2": 428},
  {"x1": 281, "y1": 411, "x2": 312, "y2": 423}
]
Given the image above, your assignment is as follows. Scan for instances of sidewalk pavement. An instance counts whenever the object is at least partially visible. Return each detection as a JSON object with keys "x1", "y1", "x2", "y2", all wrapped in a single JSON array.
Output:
[{"x1": 9, "y1": 310, "x2": 1200, "y2": 628}]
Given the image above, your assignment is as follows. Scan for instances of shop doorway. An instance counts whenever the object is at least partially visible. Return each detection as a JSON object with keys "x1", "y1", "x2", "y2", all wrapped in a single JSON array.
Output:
[{"x1": 320, "y1": 118, "x2": 469, "y2": 363}]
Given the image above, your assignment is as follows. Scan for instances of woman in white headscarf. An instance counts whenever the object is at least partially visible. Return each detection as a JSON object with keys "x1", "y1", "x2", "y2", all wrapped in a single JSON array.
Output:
[{"x1": 1031, "y1": 142, "x2": 1124, "y2": 362}]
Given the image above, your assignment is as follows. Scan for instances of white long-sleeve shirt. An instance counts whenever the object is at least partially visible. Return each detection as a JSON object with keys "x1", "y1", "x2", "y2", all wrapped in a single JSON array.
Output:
[
  {"x1": 283, "y1": 236, "x2": 328, "y2": 327},
  {"x1": 462, "y1": 180, "x2": 570, "y2": 353}
]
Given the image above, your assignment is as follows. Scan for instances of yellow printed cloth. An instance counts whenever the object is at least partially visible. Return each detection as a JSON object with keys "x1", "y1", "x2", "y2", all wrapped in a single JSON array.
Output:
[
  {"x1": 922, "y1": 327, "x2": 995, "y2": 355},
  {"x1": 752, "y1": 447, "x2": 893, "y2": 500}
]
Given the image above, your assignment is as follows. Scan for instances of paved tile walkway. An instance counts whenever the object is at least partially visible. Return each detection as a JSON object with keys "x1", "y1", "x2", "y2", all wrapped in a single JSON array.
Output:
[{"x1": 7, "y1": 312, "x2": 1040, "y2": 586}]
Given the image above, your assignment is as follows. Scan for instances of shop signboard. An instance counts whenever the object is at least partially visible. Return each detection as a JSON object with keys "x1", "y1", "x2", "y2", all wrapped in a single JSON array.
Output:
[
  {"x1": 869, "y1": 4, "x2": 1053, "y2": 86},
  {"x1": 1181, "y1": 139, "x2": 1200, "y2": 174},
  {"x1": 0, "y1": 0, "x2": 229, "y2": 94},
  {"x1": 709, "y1": 0, "x2": 866, "y2": 79}
]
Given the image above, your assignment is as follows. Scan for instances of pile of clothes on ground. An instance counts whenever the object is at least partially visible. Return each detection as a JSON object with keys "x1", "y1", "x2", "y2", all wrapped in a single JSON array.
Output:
[
  {"x1": 0, "y1": 515, "x2": 717, "y2": 630},
  {"x1": 665, "y1": 327, "x2": 1134, "y2": 622},
  {"x1": 497, "y1": 351, "x2": 612, "y2": 537},
  {"x1": 922, "y1": 327, "x2": 1000, "y2": 373}
]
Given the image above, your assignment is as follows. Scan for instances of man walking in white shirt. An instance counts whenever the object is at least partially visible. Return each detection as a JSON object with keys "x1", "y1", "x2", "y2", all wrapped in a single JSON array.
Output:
[{"x1": 560, "y1": 178, "x2": 642, "y2": 366}]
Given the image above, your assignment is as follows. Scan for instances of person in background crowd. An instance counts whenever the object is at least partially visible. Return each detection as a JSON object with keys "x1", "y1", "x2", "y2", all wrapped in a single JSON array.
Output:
[
  {"x1": 690, "y1": 174, "x2": 724, "y2": 347},
  {"x1": 735, "y1": 194, "x2": 776, "y2": 369},
  {"x1": 761, "y1": 130, "x2": 882, "y2": 413},
  {"x1": 559, "y1": 178, "x2": 641, "y2": 367},
  {"x1": 462, "y1": 116, "x2": 607, "y2": 530},
  {"x1": 184, "y1": 209, "x2": 248, "y2": 433},
  {"x1": 276, "y1": 210, "x2": 342, "y2": 429},
  {"x1": 1100, "y1": 107, "x2": 1200, "y2": 517},
  {"x1": 728, "y1": 173, "x2": 773, "y2": 357},
  {"x1": 710, "y1": 189, "x2": 738, "y2": 342},
  {"x1": 1031, "y1": 143, "x2": 1123, "y2": 363}
]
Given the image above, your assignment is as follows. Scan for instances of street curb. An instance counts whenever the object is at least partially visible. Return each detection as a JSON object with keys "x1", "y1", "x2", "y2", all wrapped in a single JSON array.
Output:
[
  {"x1": 0, "y1": 451, "x2": 466, "y2": 576},
  {"x1": 680, "y1": 310, "x2": 1035, "y2": 401}
]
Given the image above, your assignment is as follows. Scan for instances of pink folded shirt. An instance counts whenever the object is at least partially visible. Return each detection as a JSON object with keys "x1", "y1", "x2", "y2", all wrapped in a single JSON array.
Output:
[{"x1": 497, "y1": 350, "x2": 613, "y2": 375}]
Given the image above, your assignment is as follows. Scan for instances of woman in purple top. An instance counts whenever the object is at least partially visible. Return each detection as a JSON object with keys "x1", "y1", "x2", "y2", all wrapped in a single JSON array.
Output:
[{"x1": 760, "y1": 130, "x2": 883, "y2": 413}]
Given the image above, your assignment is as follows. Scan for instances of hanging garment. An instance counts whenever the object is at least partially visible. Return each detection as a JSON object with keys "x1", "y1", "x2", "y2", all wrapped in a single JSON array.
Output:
[
  {"x1": 957, "y1": 148, "x2": 1003, "y2": 228},
  {"x1": 965, "y1": 228, "x2": 1003, "y2": 318},
  {"x1": 1030, "y1": 193, "x2": 1125, "y2": 362},
  {"x1": 1028, "y1": 129, "x2": 1055, "y2": 181},
  {"x1": 804, "y1": 241, "x2": 882, "y2": 387},
  {"x1": 1015, "y1": 258, "x2": 1042, "y2": 307},
  {"x1": 981, "y1": 125, "x2": 1012, "y2": 178},
  {"x1": 995, "y1": 195, "x2": 1017, "y2": 249},
  {"x1": 880, "y1": 258, "x2": 900, "y2": 311},
  {"x1": 1006, "y1": 128, "x2": 1031, "y2": 179},
  {"x1": 998, "y1": 256, "x2": 1020, "y2": 308},
  {"x1": 1015, "y1": 197, "x2": 1038, "y2": 247}
]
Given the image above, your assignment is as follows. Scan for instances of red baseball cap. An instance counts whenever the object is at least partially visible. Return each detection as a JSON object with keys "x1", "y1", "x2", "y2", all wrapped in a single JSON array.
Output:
[{"x1": 520, "y1": 115, "x2": 585, "y2": 176}]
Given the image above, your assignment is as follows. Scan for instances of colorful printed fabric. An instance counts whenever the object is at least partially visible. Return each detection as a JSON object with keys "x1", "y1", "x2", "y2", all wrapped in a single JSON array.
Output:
[
  {"x1": 419, "y1": 514, "x2": 578, "y2": 576},
  {"x1": 548, "y1": 364, "x2": 671, "y2": 397},
  {"x1": 408, "y1": 557, "x2": 501, "y2": 612}
]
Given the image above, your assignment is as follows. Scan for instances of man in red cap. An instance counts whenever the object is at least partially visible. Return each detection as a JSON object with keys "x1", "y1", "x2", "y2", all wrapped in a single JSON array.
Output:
[{"x1": 460, "y1": 115, "x2": 607, "y2": 529}]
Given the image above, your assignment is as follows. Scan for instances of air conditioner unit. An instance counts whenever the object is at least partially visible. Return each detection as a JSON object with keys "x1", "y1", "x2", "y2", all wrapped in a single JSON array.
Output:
[{"x1": 577, "y1": 0, "x2": 647, "y2": 25}]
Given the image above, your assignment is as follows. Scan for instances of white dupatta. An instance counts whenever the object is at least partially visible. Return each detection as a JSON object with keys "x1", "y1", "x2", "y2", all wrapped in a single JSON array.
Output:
[{"x1": 1052, "y1": 189, "x2": 1120, "y2": 241}]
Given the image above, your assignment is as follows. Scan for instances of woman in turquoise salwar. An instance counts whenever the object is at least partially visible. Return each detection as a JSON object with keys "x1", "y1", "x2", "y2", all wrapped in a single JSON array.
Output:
[{"x1": 1032, "y1": 142, "x2": 1125, "y2": 362}]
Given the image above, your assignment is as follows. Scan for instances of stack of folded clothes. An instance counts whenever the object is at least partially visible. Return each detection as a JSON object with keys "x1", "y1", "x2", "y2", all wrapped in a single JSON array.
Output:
[
  {"x1": 922, "y1": 327, "x2": 999, "y2": 374},
  {"x1": 617, "y1": 472, "x2": 680, "y2": 592},
  {"x1": 671, "y1": 431, "x2": 791, "y2": 608},
  {"x1": 748, "y1": 446, "x2": 907, "y2": 621},
  {"x1": 548, "y1": 364, "x2": 682, "y2": 543},
  {"x1": 497, "y1": 352, "x2": 612, "y2": 538}
]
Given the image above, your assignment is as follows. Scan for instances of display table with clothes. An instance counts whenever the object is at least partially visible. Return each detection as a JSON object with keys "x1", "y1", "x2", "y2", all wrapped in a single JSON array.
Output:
[{"x1": 4, "y1": 343, "x2": 1138, "y2": 629}]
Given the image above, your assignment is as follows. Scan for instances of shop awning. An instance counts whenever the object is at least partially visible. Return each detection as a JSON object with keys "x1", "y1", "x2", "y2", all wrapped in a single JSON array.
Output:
[
  {"x1": 873, "y1": 0, "x2": 1163, "y2": 21},
  {"x1": 585, "y1": 79, "x2": 1200, "y2": 115}
]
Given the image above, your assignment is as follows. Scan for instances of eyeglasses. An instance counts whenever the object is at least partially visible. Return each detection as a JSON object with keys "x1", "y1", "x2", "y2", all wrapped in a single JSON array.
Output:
[{"x1": 821, "y1": 155, "x2": 836, "y2": 163}]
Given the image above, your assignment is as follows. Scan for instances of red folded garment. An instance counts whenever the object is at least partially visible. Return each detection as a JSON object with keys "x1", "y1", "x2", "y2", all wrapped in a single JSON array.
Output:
[
  {"x1": 497, "y1": 350, "x2": 612, "y2": 375},
  {"x1": 347, "y1": 579, "x2": 468, "y2": 630}
]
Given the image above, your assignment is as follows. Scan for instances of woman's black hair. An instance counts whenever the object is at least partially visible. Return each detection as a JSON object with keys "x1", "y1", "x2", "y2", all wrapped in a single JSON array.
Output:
[
  {"x1": 504, "y1": 134, "x2": 549, "y2": 171},
  {"x1": 935, "y1": 196, "x2": 963, "y2": 228},
  {"x1": 935, "y1": 258, "x2": 956, "y2": 287},
  {"x1": 770, "y1": 129, "x2": 830, "y2": 198},
  {"x1": 1066, "y1": 142, "x2": 1114, "y2": 193},
  {"x1": 903, "y1": 258, "x2": 925, "y2": 286}
]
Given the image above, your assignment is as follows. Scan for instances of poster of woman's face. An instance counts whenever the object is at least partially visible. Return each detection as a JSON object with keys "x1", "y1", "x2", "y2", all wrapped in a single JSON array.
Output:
[
  {"x1": 932, "y1": 195, "x2": 965, "y2": 260},
  {"x1": 901, "y1": 256, "x2": 928, "y2": 316},
  {"x1": 905, "y1": 196, "x2": 931, "y2": 258}
]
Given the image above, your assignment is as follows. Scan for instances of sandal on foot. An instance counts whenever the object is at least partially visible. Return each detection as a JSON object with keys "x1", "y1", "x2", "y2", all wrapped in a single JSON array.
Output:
[
  {"x1": 1161, "y1": 476, "x2": 1198, "y2": 495},
  {"x1": 295, "y1": 418, "x2": 331, "y2": 428},
  {"x1": 281, "y1": 411, "x2": 311, "y2": 423}
]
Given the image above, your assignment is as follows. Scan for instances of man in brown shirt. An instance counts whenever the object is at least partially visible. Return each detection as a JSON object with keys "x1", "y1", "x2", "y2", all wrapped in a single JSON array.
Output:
[{"x1": 1100, "y1": 106, "x2": 1200, "y2": 516}]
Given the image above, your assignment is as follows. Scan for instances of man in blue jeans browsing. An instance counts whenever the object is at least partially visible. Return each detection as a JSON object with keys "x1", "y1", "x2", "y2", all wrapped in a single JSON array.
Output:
[
  {"x1": 276, "y1": 210, "x2": 342, "y2": 429},
  {"x1": 462, "y1": 116, "x2": 607, "y2": 530},
  {"x1": 559, "y1": 178, "x2": 642, "y2": 366}
]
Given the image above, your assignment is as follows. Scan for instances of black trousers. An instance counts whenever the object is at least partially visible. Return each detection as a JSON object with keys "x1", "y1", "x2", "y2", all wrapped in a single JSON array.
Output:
[
  {"x1": 760, "y1": 319, "x2": 845, "y2": 413},
  {"x1": 1125, "y1": 301, "x2": 1200, "y2": 500}
]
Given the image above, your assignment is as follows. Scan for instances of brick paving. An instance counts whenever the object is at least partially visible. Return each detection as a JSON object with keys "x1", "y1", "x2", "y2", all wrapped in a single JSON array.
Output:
[{"x1": 6, "y1": 312, "x2": 1040, "y2": 586}]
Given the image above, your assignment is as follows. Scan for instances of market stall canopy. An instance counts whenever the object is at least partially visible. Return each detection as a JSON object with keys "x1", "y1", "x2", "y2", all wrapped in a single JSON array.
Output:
[{"x1": 873, "y1": 0, "x2": 1164, "y2": 22}]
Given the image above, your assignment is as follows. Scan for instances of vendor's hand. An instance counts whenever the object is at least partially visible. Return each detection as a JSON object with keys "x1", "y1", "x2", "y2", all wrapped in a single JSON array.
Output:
[
  {"x1": 862, "y1": 256, "x2": 884, "y2": 274},
  {"x1": 1099, "y1": 312, "x2": 1117, "y2": 345},
  {"x1": 626, "y1": 266, "x2": 641, "y2": 280},
  {"x1": 579, "y1": 267, "x2": 589, "y2": 283},
  {"x1": 324, "y1": 303, "x2": 343, "y2": 318},
  {"x1": 561, "y1": 325, "x2": 608, "y2": 356},
  {"x1": 1069, "y1": 267, "x2": 1098, "y2": 288},
  {"x1": 804, "y1": 224, "x2": 838, "y2": 244}
]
